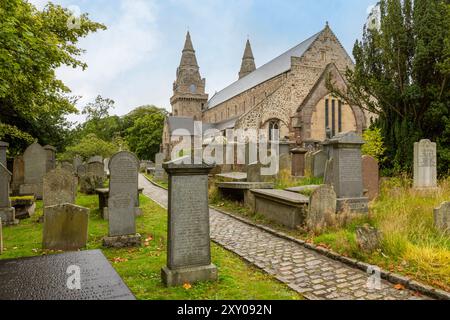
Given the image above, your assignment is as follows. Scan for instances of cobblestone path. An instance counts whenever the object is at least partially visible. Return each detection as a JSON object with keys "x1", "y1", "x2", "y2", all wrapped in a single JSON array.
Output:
[{"x1": 139, "y1": 174, "x2": 430, "y2": 300}]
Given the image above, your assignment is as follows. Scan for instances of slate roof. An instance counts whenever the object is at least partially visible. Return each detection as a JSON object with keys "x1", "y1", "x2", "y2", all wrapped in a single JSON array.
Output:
[{"x1": 207, "y1": 31, "x2": 322, "y2": 109}]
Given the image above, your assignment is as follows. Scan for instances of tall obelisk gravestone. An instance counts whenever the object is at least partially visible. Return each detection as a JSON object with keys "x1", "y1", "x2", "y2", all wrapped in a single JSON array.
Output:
[{"x1": 162, "y1": 157, "x2": 217, "y2": 287}]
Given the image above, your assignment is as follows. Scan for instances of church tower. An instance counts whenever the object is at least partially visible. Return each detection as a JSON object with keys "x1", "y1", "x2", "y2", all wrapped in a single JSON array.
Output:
[
  {"x1": 170, "y1": 32, "x2": 208, "y2": 120},
  {"x1": 238, "y1": 39, "x2": 256, "y2": 79}
]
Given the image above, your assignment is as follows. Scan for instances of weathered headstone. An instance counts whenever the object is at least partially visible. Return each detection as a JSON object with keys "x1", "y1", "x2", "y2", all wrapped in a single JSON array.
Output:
[
  {"x1": 0, "y1": 217, "x2": 2, "y2": 254},
  {"x1": 21, "y1": 142, "x2": 47, "y2": 199},
  {"x1": 77, "y1": 163, "x2": 87, "y2": 177},
  {"x1": 362, "y1": 155, "x2": 379, "y2": 201},
  {"x1": 43, "y1": 145, "x2": 56, "y2": 173},
  {"x1": 323, "y1": 157, "x2": 334, "y2": 185},
  {"x1": 434, "y1": 202, "x2": 450, "y2": 234},
  {"x1": 154, "y1": 153, "x2": 167, "y2": 181},
  {"x1": 246, "y1": 162, "x2": 261, "y2": 182},
  {"x1": 279, "y1": 153, "x2": 292, "y2": 174},
  {"x1": 43, "y1": 168, "x2": 77, "y2": 208},
  {"x1": 312, "y1": 150, "x2": 327, "y2": 178},
  {"x1": 304, "y1": 151, "x2": 314, "y2": 177},
  {"x1": 11, "y1": 155, "x2": 24, "y2": 195},
  {"x1": 327, "y1": 132, "x2": 368, "y2": 213},
  {"x1": 413, "y1": 139, "x2": 437, "y2": 189},
  {"x1": 102, "y1": 151, "x2": 141, "y2": 248},
  {"x1": 88, "y1": 155, "x2": 103, "y2": 164},
  {"x1": 0, "y1": 141, "x2": 8, "y2": 166},
  {"x1": 0, "y1": 162, "x2": 18, "y2": 226},
  {"x1": 42, "y1": 203, "x2": 89, "y2": 251},
  {"x1": 87, "y1": 160, "x2": 106, "y2": 180},
  {"x1": 306, "y1": 185, "x2": 336, "y2": 232},
  {"x1": 356, "y1": 224, "x2": 382, "y2": 252},
  {"x1": 291, "y1": 147, "x2": 307, "y2": 177},
  {"x1": 72, "y1": 155, "x2": 83, "y2": 172},
  {"x1": 161, "y1": 157, "x2": 218, "y2": 287},
  {"x1": 61, "y1": 162, "x2": 74, "y2": 174}
]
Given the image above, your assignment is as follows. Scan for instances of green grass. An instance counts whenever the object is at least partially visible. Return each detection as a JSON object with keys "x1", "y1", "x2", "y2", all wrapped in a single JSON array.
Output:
[
  {"x1": 0, "y1": 193, "x2": 301, "y2": 300},
  {"x1": 209, "y1": 177, "x2": 450, "y2": 291},
  {"x1": 144, "y1": 173, "x2": 168, "y2": 189}
]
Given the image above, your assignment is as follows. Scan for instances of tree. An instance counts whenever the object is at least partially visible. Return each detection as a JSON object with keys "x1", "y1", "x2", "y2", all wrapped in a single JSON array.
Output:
[
  {"x1": 60, "y1": 133, "x2": 119, "y2": 160},
  {"x1": 126, "y1": 107, "x2": 167, "y2": 160},
  {"x1": 328, "y1": 0, "x2": 450, "y2": 175},
  {"x1": 0, "y1": 0, "x2": 105, "y2": 153}
]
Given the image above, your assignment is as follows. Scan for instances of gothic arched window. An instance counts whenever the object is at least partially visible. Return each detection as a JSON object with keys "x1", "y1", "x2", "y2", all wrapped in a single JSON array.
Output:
[{"x1": 268, "y1": 119, "x2": 280, "y2": 141}]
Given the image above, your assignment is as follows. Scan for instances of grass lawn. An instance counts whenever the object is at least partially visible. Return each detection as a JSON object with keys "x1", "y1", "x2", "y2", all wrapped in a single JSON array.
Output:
[
  {"x1": 210, "y1": 177, "x2": 450, "y2": 292},
  {"x1": 0, "y1": 192, "x2": 301, "y2": 300}
]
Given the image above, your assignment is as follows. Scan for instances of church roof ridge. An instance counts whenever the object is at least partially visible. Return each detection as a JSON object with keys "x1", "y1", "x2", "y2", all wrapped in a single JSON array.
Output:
[{"x1": 207, "y1": 29, "x2": 323, "y2": 109}]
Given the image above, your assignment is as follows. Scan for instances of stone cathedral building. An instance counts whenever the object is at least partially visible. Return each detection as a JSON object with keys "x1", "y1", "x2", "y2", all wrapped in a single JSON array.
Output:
[{"x1": 162, "y1": 24, "x2": 370, "y2": 158}]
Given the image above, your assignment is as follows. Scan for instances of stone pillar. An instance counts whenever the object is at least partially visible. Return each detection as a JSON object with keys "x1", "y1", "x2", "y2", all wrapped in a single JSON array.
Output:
[
  {"x1": 328, "y1": 132, "x2": 368, "y2": 213},
  {"x1": 161, "y1": 158, "x2": 217, "y2": 287},
  {"x1": 43, "y1": 145, "x2": 56, "y2": 173},
  {"x1": 291, "y1": 148, "x2": 307, "y2": 177},
  {"x1": 0, "y1": 141, "x2": 8, "y2": 167},
  {"x1": 413, "y1": 139, "x2": 437, "y2": 189}
]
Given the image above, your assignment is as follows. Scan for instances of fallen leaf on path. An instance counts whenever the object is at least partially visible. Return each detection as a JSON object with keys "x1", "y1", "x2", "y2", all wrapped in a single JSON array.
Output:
[{"x1": 394, "y1": 284, "x2": 405, "y2": 290}]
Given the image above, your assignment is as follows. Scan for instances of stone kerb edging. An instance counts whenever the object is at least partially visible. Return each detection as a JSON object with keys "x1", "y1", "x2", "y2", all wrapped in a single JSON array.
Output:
[{"x1": 141, "y1": 174, "x2": 449, "y2": 300}]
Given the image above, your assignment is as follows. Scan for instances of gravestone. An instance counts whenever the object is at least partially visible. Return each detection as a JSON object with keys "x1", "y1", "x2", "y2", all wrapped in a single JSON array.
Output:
[
  {"x1": 413, "y1": 139, "x2": 437, "y2": 189},
  {"x1": 279, "y1": 153, "x2": 292, "y2": 174},
  {"x1": 246, "y1": 162, "x2": 261, "y2": 182},
  {"x1": 72, "y1": 155, "x2": 82, "y2": 172},
  {"x1": 87, "y1": 160, "x2": 105, "y2": 180},
  {"x1": 42, "y1": 203, "x2": 89, "y2": 251},
  {"x1": 43, "y1": 168, "x2": 77, "y2": 208},
  {"x1": 323, "y1": 157, "x2": 334, "y2": 185},
  {"x1": 154, "y1": 153, "x2": 167, "y2": 181},
  {"x1": 362, "y1": 155, "x2": 379, "y2": 201},
  {"x1": 77, "y1": 163, "x2": 87, "y2": 177},
  {"x1": 0, "y1": 218, "x2": 2, "y2": 254},
  {"x1": 0, "y1": 250, "x2": 135, "y2": 300},
  {"x1": 61, "y1": 162, "x2": 74, "y2": 174},
  {"x1": 0, "y1": 162, "x2": 18, "y2": 226},
  {"x1": 312, "y1": 150, "x2": 327, "y2": 178},
  {"x1": 434, "y1": 202, "x2": 449, "y2": 234},
  {"x1": 306, "y1": 185, "x2": 336, "y2": 232},
  {"x1": 161, "y1": 157, "x2": 218, "y2": 287},
  {"x1": 102, "y1": 151, "x2": 141, "y2": 248},
  {"x1": 21, "y1": 142, "x2": 47, "y2": 199},
  {"x1": 291, "y1": 147, "x2": 307, "y2": 177},
  {"x1": 11, "y1": 155, "x2": 24, "y2": 195},
  {"x1": 304, "y1": 151, "x2": 314, "y2": 177},
  {"x1": 328, "y1": 132, "x2": 368, "y2": 213},
  {"x1": 43, "y1": 145, "x2": 56, "y2": 173},
  {"x1": 356, "y1": 224, "x2": 382, "y2": 252},
  {"x1": 0, "y1": 141, "x2": 8, "y2": 166},
  {"x1": 88, "y1": 155, "x2": 103, "y2": 164}
]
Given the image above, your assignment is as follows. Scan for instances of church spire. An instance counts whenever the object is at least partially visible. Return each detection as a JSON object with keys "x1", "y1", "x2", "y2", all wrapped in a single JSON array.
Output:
[
  {"x1": 179, "y1": 31, "x2": 199, "y2": 68},
  {"x1": 239, "y1": 39, "x2": 256, "y2": 79}
]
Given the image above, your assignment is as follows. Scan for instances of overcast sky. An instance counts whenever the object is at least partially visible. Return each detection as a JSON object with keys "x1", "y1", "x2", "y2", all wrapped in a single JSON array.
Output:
[{"x1": 29, "y1": 0, "x2": 376, "y2": 123}]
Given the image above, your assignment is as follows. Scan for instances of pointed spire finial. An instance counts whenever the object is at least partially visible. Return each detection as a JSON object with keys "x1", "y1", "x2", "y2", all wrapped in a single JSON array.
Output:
[{"x1": 239, "y1": 38, "x2": 256, "y2": 79}]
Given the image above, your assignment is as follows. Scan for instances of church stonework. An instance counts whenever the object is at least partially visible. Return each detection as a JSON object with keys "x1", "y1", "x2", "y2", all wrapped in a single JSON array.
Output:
[{"x1": 163, "y1": 24, "x2": 369, "y2": 158}]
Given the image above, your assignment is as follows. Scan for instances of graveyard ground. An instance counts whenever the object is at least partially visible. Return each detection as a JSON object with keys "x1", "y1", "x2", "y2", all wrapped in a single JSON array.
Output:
[
  {"x1": 208, "y1": 177, "x2": 450, "y2": 292},
  {"x1": 0, "y1": 194, "x2": 301, "y2": 300}
]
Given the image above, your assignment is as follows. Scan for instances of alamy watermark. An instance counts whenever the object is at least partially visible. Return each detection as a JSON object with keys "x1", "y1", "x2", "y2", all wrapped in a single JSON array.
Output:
[
  {"x1": 66, "y1": 265, "x2": 81, "y2": 290},
  {"x1": 366, "y1": 265, "x2": 381, "y2": 290}
]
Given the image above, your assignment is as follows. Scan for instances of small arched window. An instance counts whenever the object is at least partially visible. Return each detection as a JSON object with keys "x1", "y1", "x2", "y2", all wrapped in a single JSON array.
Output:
[{"x1": 268, "y1": 120, "x2": 280, "y2": 141}]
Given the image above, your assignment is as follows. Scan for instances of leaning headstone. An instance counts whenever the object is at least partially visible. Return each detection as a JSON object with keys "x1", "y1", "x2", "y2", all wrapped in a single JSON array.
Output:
[
  {"x1": 161, "y1": 157, "x2": 218, "y2": 287},
  {"x1": 72, "y1": 155, "x2": 82, "y2": 172},
  {"x1": 304, "y1": 151, "x2": 314, "y2": 177},
  {"x1": 413, "y1": 139, "x2": 437, "y2": 189},
  {"x1": 323, "y1": 157, "x2": 334, "y2": 185},
  {"x1": 362, "y1": 155, "x2": 379, "y2": 201},
  {"x1": 328, "y1": 132, "x2": 368, "y2": 213},
  {"x1": 306, "y1": 185, "x2": 336, "y2": 232},
  {"x1": 11, "y1": 155, "x2": 24, "y2": 195},
  {"x1": 356, "y1": 224, "x2": 382, "y2": 252},
  {"x1": 43, "y1": 168, "x2": 77, "y2": 208},
  {"x1": 0, "y1": 163, "x2": 18, "y2": 226},
  {"x1": 102, "y1": 151, "x2": 141, "y2": 248},
  {"x1": 42, "y1": 203, "x2": 89, "y2": 251},
  {"x1": 154, "y1": 153, "x2": 167, "y2": 181},
  {"x1": 21, "y1": 142, "x2": 47, "y2": 198},
  {"x1": 43, "y1": 145, "x2": 56, "y2": 173},
  {"x1": 312, "y1": 150, "x2": 327, "y2": 178},
  {"x1": 434, "y1": 202, "x2": 450, "y2": 234}
]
